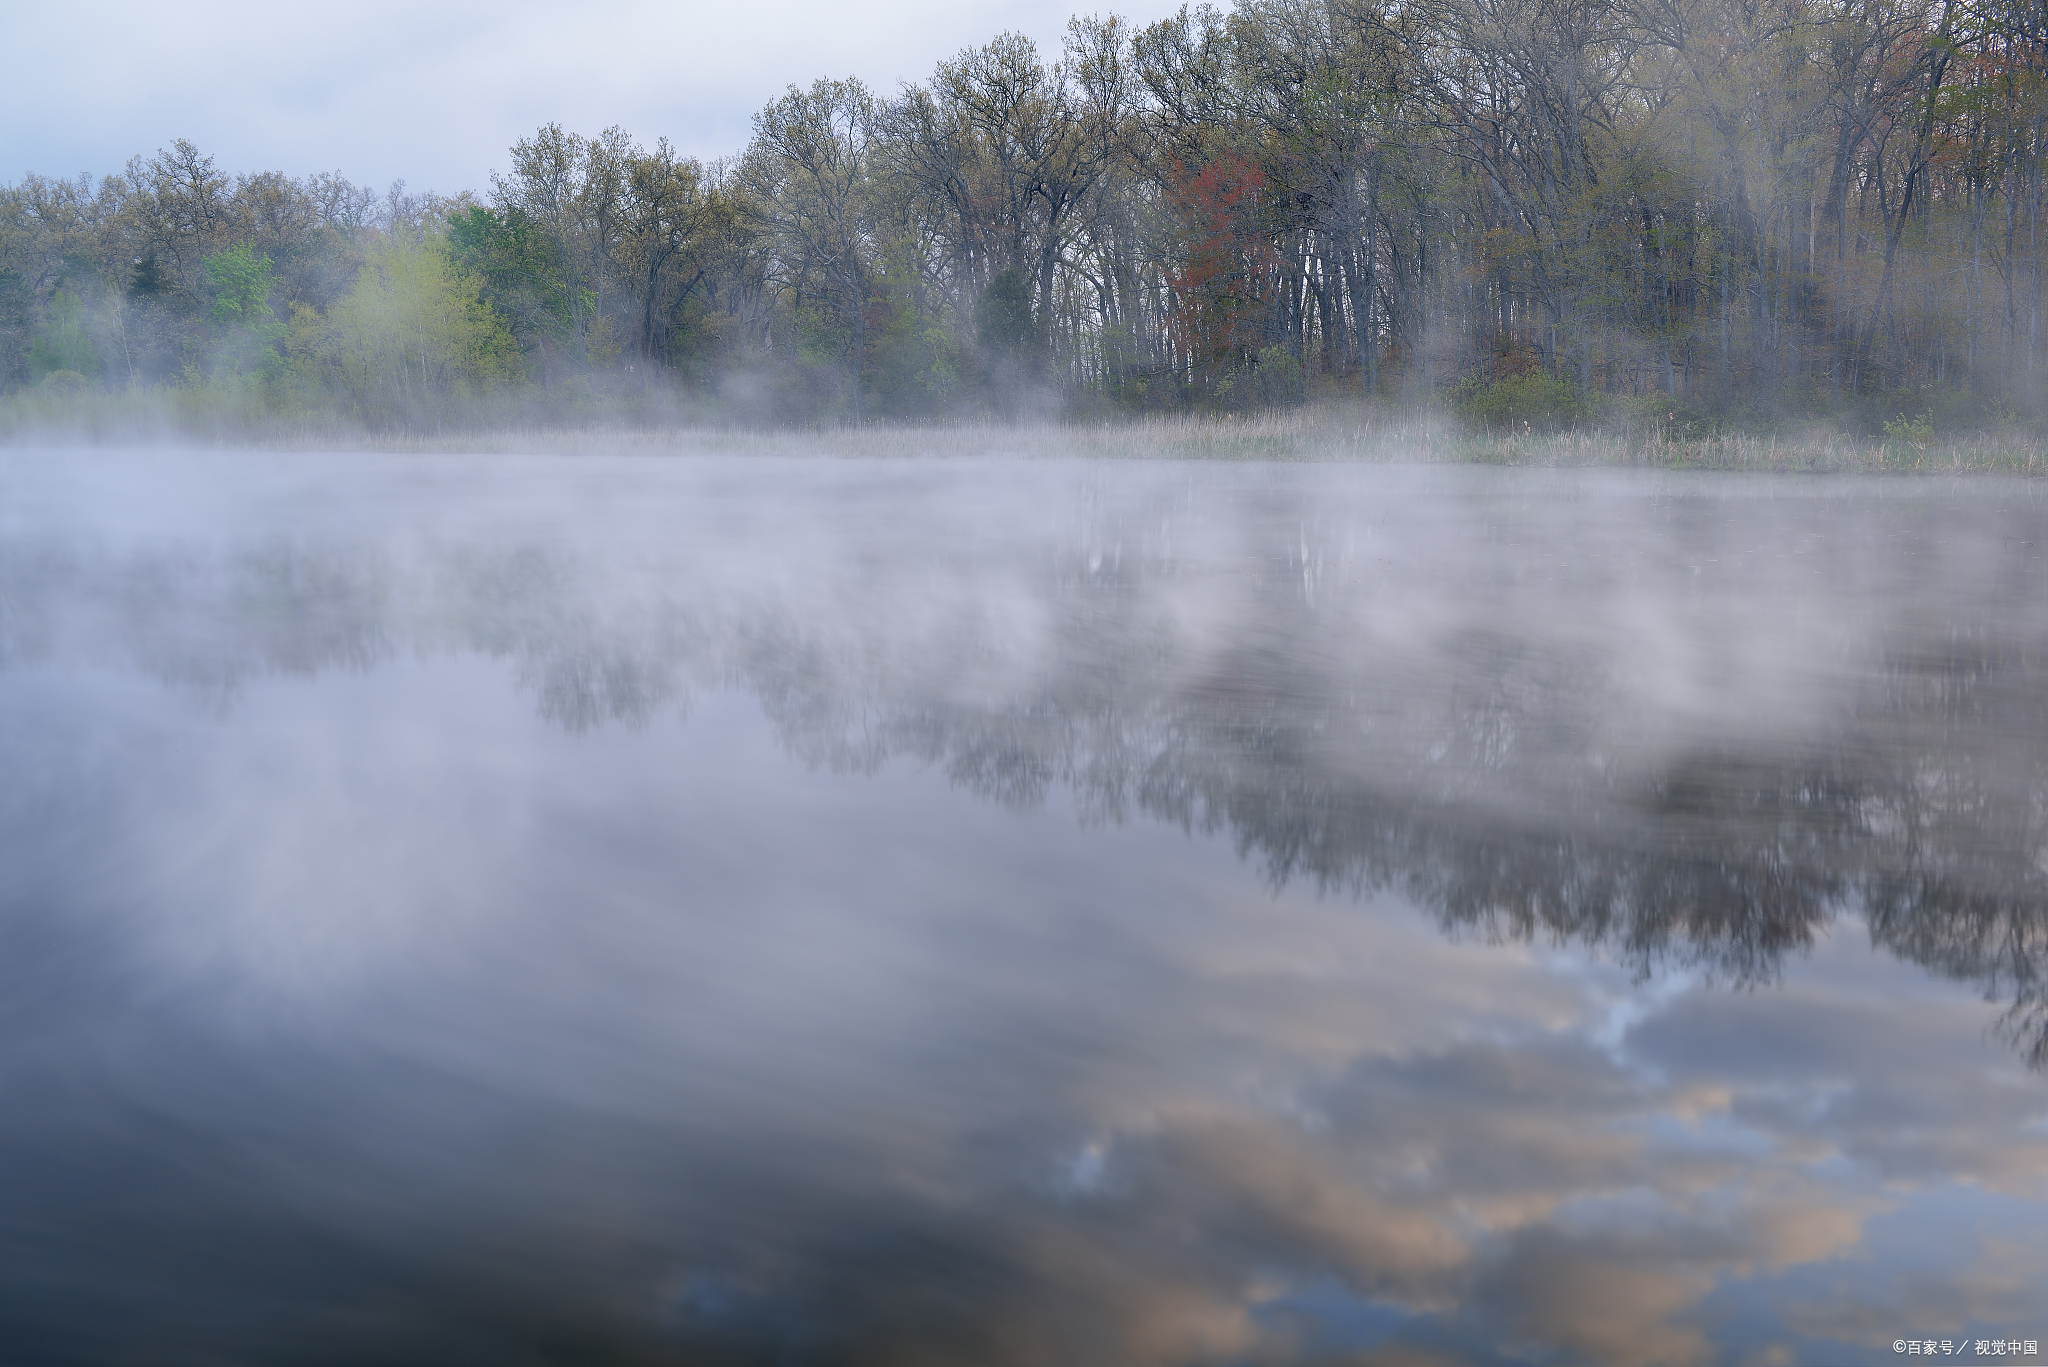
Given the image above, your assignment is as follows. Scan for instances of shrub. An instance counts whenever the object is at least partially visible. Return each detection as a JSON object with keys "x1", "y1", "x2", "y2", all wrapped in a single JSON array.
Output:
[
  {"x1": 1454, "y1": 368, "x2": 1588, "y2": 431},
  {"x1": 1883, "y1": 410, "x2": 1934, "y2": 455}
]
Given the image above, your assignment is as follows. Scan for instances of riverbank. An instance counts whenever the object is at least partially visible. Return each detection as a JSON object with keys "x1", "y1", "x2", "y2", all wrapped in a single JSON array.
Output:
[{"x1": 6, "y1": 392, "x2": 2044, "y2": 472}]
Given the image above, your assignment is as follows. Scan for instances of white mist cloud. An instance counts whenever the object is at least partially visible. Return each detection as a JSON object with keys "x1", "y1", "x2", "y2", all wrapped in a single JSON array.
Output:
[{"x1": 5, "y1": 0, "x2": 1189, "y2": 191}]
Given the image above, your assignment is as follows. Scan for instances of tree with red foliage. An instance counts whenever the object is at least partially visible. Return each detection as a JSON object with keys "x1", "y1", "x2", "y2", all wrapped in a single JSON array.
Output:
[{"x1": 1163, "y1": 151, "x2": 1281, "y2": 389}]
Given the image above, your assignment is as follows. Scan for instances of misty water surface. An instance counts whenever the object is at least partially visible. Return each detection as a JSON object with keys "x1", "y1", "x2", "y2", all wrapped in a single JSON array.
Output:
[{"x1": 2, "y1": 450, "x2": 2046, "y2": 1366}]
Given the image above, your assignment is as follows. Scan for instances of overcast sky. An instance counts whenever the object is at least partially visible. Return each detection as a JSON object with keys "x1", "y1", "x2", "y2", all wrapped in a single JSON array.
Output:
[{"x1": 4, "y1": 0, "x2": 1188, "y2": 195}]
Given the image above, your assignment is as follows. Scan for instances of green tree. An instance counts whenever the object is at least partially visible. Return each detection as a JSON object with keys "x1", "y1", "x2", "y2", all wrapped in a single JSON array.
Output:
[
  {"x1": 321, "y1": 233, "x2": 519, "y2": 421},
  {"x1": 740, "y1": 78, "x2": 880, "y2": 417},
  {"x1": 870, "y1": 246, "x2": 960, "y2": 415},
  {"x1": 205, "y1": 243, "x2": 276, "y2": 327},
  {"x1": 27, "y1": 288, "x2": 101, "y2": 381},
  {"x1": 447, "y1": 204, "x2": 575, "y2": 364},
  {"x1": 203, "y1": 244, "x2": 285, "y2": 376},
  {"x1": 974, "y1": 265, "x2": 1037, "y2": 360}
]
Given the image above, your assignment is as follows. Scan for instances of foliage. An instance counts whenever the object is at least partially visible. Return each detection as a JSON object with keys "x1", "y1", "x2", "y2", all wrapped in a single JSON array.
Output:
[
  {"x1": 1884, "y1": 410, "x2": 1937, "y2": 453},
  {"x1": 869, "y1": 249, "x2": 961, "y2": 416},
  {"x1": 1455, "y1": 369, "x2": 1590, "y2": 432},
  {"x1": 1165, "y1": 152, "x2": 1279, "y2": 391},
  {"x1": 320, "y1": 235, "x2": 519, "y2": 422},
  {"x1": 203, "y1": 244, "x2": 286, "y2": 377},
  {"x1": 27, "y1": 290, "x2": 100, "y2": 381},
  {"x1": 974, "y1": 267, "x2": 1037, "y2": 364},
  {"x1": 447, "y1": 205, "x2": 575, "y2": 363},
  {"x1": 205, "y1": 244, "x2": 275, "y2": 329}
]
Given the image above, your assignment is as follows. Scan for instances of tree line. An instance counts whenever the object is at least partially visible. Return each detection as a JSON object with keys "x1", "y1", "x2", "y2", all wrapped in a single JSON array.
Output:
[{"x1": 4, "y1": 0, "x2": 2044, "y2": 429}]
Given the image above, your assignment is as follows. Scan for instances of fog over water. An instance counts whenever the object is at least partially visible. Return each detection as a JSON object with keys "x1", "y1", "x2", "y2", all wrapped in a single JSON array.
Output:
[{"x1": 3, "y1": 451, "x2": 2047, "y2": 1365}]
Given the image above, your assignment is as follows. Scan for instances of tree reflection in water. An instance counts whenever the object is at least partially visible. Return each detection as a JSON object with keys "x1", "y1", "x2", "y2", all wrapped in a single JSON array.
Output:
[
  {"x1": 738, "y1": 601, "x2": 2048, "y2": 1068},
  {"x1": 6, "y1": 479, "x2": 2045, "y2": 1066}
]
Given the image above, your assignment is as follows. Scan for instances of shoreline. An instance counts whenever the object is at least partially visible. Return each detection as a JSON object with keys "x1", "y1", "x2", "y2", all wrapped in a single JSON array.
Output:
[{"x1": 5, "y1": 401, "x2": 2044, "y2": 473}]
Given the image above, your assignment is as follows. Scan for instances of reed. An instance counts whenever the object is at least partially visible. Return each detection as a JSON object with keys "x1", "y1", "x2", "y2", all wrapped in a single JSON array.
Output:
[{"x1": 7, "y1": 390, "x2": 2045, "y2": 472}]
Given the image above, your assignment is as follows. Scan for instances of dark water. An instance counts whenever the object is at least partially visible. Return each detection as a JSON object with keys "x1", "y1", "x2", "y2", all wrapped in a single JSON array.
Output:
[{"x1": 3, "y1": 452, "x2": 2047, "y2": 1367}]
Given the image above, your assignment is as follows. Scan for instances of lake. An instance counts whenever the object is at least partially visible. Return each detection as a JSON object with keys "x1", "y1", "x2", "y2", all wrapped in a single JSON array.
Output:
[{"x1": 2, "y1": 450, "x2": 2045, "y2": 1366}]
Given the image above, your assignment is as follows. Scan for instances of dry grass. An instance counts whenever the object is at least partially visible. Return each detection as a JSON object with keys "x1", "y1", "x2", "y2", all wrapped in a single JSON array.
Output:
[{"x1": 6, "y1": 390, "x2": 2045, "y2": 472}]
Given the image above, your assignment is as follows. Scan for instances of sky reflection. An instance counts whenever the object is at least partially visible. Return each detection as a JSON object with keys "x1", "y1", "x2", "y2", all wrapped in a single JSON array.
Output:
[{"x1": 1, "y1": 452, "x2": 2045, "y2": 1365}]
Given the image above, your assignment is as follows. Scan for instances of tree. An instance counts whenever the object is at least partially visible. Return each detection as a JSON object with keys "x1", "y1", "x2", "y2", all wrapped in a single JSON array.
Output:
[
  {"x1": 6, "y1": 0, "x2": 2047, "y2": 420},
  {"x1": 740, "y1": 78, "x2": 881, "y2": 416},
  {"x1": 203, "y1": 243, "x2": 285, "y2": 377},
  {"x1": 491, "y1": 124, "x2": 633, "y2": 373},
  {"x1": 1165, "y1": 150, "x2": 1281, "y2": 390},
  {"x1": 619, "y1": 140, "x2": 724, "y2": 369},
  {"x1": 26, "y1": 288, "x2": 101, "y2": 382},
  {"x1": 321, "y1": 234, "x2": 518, "y2": 422}
]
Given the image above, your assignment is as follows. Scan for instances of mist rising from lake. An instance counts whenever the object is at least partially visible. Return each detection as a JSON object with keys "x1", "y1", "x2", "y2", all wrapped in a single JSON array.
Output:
[{"x1": 2, "y1": 450, "x2": 2045, "y2": 1365}]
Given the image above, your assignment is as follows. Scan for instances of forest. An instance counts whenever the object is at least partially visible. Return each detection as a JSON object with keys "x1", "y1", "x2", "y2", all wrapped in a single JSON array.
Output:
[{"x1": 2, "y1": 0, "x2": 2044, "y2": 434}]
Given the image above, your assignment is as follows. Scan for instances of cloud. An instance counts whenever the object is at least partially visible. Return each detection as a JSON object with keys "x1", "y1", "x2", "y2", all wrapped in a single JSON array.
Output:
[{"x1": 3, "y1": 0, "x2": 1193, "y2": 189}]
